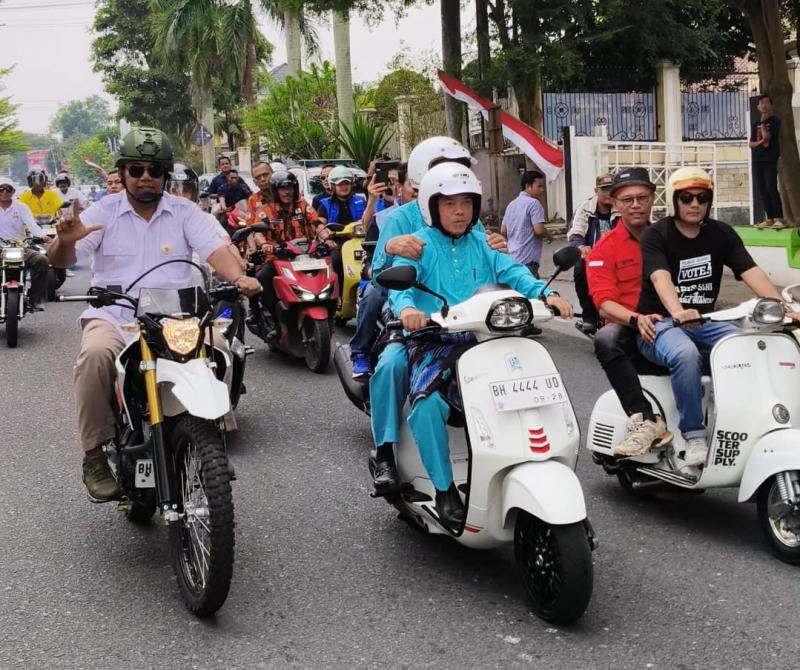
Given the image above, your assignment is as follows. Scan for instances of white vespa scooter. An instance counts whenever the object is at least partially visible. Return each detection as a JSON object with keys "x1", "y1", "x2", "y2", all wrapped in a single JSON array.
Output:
[
  {"x1": 373, "y1": 247, "x2": 596, "y2": 625},
  {"x1": 587, "y1": 293, "x2": 800, "y2": 564}
]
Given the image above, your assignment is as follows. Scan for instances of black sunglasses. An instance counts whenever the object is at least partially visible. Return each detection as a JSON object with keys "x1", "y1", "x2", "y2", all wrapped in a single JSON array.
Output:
[
  {"x1": 678, "y1": 191, "x2": 712, "y2": 205},
  {"x1": 127, "y1": 164, "x2": 166, "y2": 179},
  {"x1": 0, "y1": 186, "x2": 14, "y2": 193}
]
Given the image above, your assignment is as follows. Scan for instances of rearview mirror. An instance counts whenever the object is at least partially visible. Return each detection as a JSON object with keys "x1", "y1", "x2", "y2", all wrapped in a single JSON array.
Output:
[
  {"x1": 232, "y1": 223, "x2": 267, "y2": 243},
  {"x1": 325, "y1": 222, "x2": 345, "y2": 233},
  {"x1": 376, "y1": 265, "x2": 418, "y2": 291},
  {"x1": 552, "y1": 246, "x2": 582, "y2": 272}
]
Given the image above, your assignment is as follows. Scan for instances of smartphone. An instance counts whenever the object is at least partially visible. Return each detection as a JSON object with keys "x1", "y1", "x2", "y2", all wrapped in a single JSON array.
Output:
[{"x1": 374, "y1": 162, "x2": 392, "y2": 186}]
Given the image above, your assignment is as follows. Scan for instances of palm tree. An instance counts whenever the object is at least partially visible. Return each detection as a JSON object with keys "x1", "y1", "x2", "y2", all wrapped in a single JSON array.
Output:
[
  {"x1": 332, "y1": 9, "x2": 354, "y2": 141},
  {"x1": 151, "y1": 0, "x2": 317, "y2": 171}
]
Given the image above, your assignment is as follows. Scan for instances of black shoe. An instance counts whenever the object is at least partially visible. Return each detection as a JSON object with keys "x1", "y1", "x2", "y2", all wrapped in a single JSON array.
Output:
[
  {"x1": 246, "y1": 312, "x2": 258, "y2": 327},
  {"x1": 29, "y1": 301, "x2": 44, "y2": 312},
  {"x1": 369, "y1": 448, "x2": 400, "y2": 493},
  {"x1": 435, "y1": 484, "x2": 466, "y2": 529},
  {"x1": 579, "y1": 320, "x2": 597, "y2": 336}
]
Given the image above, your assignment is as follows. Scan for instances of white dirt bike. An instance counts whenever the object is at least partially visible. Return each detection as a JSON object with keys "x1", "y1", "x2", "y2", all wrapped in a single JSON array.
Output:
[
  {"x1": 372, "y1": 247, "x2": 596, "y2": 625},
  {"x1": 61, "y1": 261, "x2": 246, "y2": 615},
  {"x1": 588, "y1": 292, "x2": 800, "y2": 564}
]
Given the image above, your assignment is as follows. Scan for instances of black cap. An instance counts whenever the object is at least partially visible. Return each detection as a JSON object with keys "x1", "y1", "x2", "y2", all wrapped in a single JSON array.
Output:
[{"x1": 609, "y1": 167, "x2": 656, "y2": 196}]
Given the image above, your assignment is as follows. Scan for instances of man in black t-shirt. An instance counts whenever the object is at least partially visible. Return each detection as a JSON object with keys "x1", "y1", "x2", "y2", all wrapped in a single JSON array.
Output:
[
  {"x1": 636, "y1": 167, "x2": 788, "y2": 468},
  {"x1": 750, "y1": 94, "x2": 784, "y2": 229}
]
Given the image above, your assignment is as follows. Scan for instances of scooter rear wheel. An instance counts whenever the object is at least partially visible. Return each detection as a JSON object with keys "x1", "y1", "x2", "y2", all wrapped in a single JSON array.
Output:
[
  {"x1": 757, "y1": 476, "x2": 800, "y2": 565},
  {"x1": 514, "y1": 512, "x2": 593, "y2": 624}
]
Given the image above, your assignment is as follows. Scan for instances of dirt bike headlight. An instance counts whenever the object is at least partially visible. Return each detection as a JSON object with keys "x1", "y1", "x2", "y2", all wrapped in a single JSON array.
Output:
[
  {"x1": 162, "y1": 317, "x2": 201, "y2": 355},
  {"x1": 752, "y1": 298, "x2": 785, "y2": 325},
  {"x1": 2, "y1": 247, "x2": 24, "y2": 264},
  {"x1": 487, "y1": 298, "x2": 533, "y2": 331}
]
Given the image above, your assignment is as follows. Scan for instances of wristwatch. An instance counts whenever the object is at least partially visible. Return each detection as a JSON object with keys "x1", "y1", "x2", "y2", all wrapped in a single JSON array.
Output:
[{"x1": 629, "y1": 313, "x2": 640, "y2": 328}]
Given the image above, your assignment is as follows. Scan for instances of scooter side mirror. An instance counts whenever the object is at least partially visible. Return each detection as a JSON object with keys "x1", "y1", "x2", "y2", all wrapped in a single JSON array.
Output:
[
  {"x1": 325, "y1": 222, "x2": 345, "y2": 233},
  {"x1": 553, "y1": 246, "x2": 582, "y2": 272},
  {"x1": 376, "y1": 265, "x2": 418, "y2": 291}
]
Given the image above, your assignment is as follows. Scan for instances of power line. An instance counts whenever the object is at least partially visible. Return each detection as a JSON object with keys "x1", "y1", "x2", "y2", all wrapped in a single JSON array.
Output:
[{"x1": 0, "y1": 1, "x2": 94, "y2": 10}]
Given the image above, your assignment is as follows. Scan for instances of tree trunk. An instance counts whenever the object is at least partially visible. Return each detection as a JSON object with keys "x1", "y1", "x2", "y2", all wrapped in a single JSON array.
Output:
[
  {"x1": 284, "y1": 8, "x2": 302, "y2": 78},
  {"x1": 332, "y1": 9, "x2": 354, "y2": 144},
  {"x1": 441, "y1": 0, "x2": 463, "y2": 141},
  {"x1": 735, "y1": 0, "x2": 800, "y2": 224},
  {"x1": 475, "y1": 0, "x2": 491, "y2": 97}
]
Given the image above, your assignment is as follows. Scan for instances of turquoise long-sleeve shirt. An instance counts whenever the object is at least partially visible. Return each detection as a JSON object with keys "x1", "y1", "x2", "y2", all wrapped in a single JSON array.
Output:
[
  {"x1": 388, "y1": 226, "x2": 550, "y2": 317},
  {"x1": 372, "y1": 200, "x2": 485, "y2": 278}
]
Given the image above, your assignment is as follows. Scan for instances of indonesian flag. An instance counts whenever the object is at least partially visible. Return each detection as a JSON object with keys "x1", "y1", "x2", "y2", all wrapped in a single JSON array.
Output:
[
  {"x1": 437, "y1": 70, "x2": 564, "y2": 181},
  {"x1": 81, "y1": 157, "x2": 108, "y2": 179}
]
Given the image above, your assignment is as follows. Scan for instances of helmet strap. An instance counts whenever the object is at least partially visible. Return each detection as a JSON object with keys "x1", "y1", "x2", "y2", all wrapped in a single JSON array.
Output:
[{"x1": 125, "y1": 183, "x2": 163, "y2": 205}]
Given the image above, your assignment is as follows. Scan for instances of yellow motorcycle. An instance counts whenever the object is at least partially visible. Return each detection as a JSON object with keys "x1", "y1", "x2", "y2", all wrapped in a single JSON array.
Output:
[{"x1": 331, "y1": 221, "x2": 366, "y2": 326}]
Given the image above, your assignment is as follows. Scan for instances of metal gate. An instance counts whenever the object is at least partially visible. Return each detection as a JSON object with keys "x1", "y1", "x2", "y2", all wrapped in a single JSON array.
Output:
[{"x1": 598, "y1": 141, "x2": 720, "y2": 220}]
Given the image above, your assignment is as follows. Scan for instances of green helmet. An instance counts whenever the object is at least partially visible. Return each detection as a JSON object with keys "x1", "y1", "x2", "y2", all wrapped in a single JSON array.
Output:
[
  {"x1": 328, "y1": 165, "x2": 355, "y2": 184},
  {"x1": 115, "y1": 127, "x2": 175, "y2": 170}
]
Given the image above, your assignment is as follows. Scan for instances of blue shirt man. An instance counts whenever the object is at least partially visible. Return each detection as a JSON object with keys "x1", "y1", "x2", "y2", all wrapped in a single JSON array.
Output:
[{"x1": 500, "y1": 170, "x2": 551, "y2": 278}]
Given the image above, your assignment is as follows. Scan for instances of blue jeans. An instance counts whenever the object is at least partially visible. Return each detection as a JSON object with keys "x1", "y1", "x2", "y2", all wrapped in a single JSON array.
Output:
[
  {"x1": 637, "y1": 318, "x2": 739, "y2": 438},
  {"x1": 349, "y1": 283, "x2": 385, "y2": 358},
  {"x1": 370, "y1": 342, "x2": 409, "y2": 447}
]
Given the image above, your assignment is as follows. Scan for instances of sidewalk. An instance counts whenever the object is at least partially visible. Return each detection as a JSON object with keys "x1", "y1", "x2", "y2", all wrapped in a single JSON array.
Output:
[{"x1": 537, "y1": 235, "x2": 774, "y2": 310}]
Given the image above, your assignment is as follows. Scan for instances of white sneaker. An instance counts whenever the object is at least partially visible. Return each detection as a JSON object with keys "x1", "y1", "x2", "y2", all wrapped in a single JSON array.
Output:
[
  {"x1": 683, "y1": 437, "x2": 708, "y2": 467},
  {"x1": 65, "y1": 270, "x2": 75, "y2": 277},
  {"x1": 613, "y1": 413, "x2": 673, "y2": 457}
]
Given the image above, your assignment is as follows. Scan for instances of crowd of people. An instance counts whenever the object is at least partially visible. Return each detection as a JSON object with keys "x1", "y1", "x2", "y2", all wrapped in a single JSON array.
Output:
[{"x1": 0, "y1": 120, "x2": 783, "y2": 528}]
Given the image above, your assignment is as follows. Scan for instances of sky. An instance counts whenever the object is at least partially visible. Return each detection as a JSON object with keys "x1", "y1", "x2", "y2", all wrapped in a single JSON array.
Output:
[{"x1": 0, "y1": 0, "x2": 476, "y2": 134}]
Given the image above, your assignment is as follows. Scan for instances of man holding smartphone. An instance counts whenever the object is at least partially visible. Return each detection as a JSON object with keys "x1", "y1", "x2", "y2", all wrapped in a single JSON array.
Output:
[{"x1": 750, "y1": 94, "x2": 784, "y2": 229}]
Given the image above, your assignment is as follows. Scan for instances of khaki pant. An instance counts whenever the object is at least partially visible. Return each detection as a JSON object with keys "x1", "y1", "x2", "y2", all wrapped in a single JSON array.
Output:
[{"x1": 74, "y1": 319, "x2": 125, "y2": 452}]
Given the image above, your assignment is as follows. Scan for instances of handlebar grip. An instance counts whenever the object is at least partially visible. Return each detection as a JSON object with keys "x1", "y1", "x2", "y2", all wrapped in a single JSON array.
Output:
[
  {"x1": 385, "y1": 320, "x2": 404, "y2": 331},
  {"x1": 59, "y1": 295, "x2": 95, "y2": 302}
]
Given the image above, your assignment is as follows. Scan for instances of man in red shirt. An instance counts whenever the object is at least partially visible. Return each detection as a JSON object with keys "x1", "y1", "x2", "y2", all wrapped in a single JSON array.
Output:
[{"x1": 587, "y1": 168, "x2": 672, "y2": 456}]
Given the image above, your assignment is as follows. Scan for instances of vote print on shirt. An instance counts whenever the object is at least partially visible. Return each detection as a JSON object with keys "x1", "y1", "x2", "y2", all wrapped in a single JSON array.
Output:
[{"x1": 676, "y1": 254, "x2": 715, "y2": 307}]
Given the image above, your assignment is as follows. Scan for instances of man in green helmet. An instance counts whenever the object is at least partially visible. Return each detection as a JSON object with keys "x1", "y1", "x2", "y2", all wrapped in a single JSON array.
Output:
[{"x1": 48, "y1": 127, "x2": 261, "y2": 503}]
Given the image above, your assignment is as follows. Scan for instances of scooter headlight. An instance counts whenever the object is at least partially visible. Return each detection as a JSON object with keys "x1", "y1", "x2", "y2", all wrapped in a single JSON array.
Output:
[
  {"x1": 162, "y1": 317, "x2": 201, "y2": 355},
  {"x1": 317, "y1": 284, "x2": 334, "y2": 300},
  {"x1": 752, "y1": 298, "x2": 785, "y2": 325},
  {"x1": 353, "y1": 223, "x2": 365, "y2": 237},
  {"x1": 292, "y1": 286, "x2": 317, "y2": 301},
  {"x1": 487, "y1": 298, "x2": 532, "y2": 331},
  {"x1": 2, "y1": 247, "x2": 24, "y2": 264}
]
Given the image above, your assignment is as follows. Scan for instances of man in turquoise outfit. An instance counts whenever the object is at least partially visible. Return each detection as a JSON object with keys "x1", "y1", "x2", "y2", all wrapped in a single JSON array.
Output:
[
  {"x1": 368, "y1": 137, "x2": 508, "y2": 494},
  {"x1": 386, "y1": 162, "x2": 573, "y2": 528}
]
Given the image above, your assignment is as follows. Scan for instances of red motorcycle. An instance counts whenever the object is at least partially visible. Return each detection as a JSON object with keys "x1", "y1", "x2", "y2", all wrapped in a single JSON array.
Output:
[{"x1": 233, "y1": 223, "x2": 338, "y2": 373}]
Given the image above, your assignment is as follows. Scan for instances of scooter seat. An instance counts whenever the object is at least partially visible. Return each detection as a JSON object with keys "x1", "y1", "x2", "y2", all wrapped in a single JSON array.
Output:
[
  {"x1": 635, "y1": 350, "x2": 712, "y2": 377},
  {"x1": 333, "y1": 343, "x2": 369, "y2": 411}
]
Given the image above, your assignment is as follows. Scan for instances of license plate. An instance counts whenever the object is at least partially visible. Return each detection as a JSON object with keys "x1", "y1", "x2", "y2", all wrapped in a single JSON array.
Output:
[
  {"x1": 135, "y1": 459, "x2": 155, "y2": 488},
  {"x1": 489, "y1": 373, "x2": 566, "y2": 412},
  {"x1": 291, "y1": 258, "x2": 327, "y2": 271},
  {"x1": 354, "y1": 250, "x2": 364, "y2": 260}
]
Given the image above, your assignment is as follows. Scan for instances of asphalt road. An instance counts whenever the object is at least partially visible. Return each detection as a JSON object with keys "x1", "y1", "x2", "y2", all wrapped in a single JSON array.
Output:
[{"x1": 1, "y1": 260, "x2": 798, "y2": 670}]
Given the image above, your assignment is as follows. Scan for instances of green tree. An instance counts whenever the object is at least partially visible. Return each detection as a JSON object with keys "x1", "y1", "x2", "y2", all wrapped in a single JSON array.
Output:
[
  {"x1": 244, "y1": 62, "x2": 340, "y2": 159},
  {"x1": 49, "y1": 95, "x2": 113, "y2": 139},
  {"x1": 0, "y1": 66, "x2": 27, "y2": 165},
  {"x1": 730, "y1": 0, "x2": 800, "y2": 224},
  {"x1": 68, "y1": 137, "x2": 115, "y2": 184},
  {"x1": 91, "y1": 0, "x2": 196, "y2": 139},
  {"x1": 372, "y1": 68, "x2": 439, "y2": 124}
]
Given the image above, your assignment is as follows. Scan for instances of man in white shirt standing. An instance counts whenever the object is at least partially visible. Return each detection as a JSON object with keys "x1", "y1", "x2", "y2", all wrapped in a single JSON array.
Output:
[
  {"x1": 0, "y1": 177, "x2": 49, "y2": 310},
  {"x1": 500, "y1": 170, "x2": 552, "y2": 278},
  {"x1": 48, "y1": 127, "x2": 261, "y2": 502}
]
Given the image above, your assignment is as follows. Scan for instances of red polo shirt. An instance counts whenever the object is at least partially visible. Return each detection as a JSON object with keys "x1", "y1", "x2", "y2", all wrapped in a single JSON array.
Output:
[{"x1": 586, "y1": 222, "x2": 642, "y2": 312}]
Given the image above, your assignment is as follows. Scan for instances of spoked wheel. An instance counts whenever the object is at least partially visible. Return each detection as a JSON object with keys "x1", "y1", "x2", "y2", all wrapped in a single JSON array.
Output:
[
  {"x1": 514, "y1": 512, "x2": 593, "y2": 624},
  {"x1": 303, "y1": 318, "x2": 331, "y2": 373},
  {"x1": 5, "y1": 287, "x2": 19, "y2": 348},
  {"x1": 757, "y1": 474, "x2": 800, "y2": 564},
  {"x1": 169, "y1": 416, "x2": 234, "y2": 616}
]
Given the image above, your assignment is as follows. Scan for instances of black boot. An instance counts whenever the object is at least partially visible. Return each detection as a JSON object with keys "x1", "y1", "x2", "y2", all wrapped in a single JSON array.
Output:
[
  {"x1": 369, "y1": 445, "x2": 400, "y2": 493},
  {"x1": 435, "y1": 484, "x2": 466, "y2": 529}
]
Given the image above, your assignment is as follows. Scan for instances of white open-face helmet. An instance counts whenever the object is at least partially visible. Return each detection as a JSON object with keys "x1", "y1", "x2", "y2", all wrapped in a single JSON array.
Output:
[
  {"x1": 418, "y1": 162, "x2": 482, "y2": 234},
  {"x1": 407, "y1": 136, "x2": 476, "y2": 190},
  {"x1": 666, "y1": 166, "x2": 714, "y2": 217}
]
